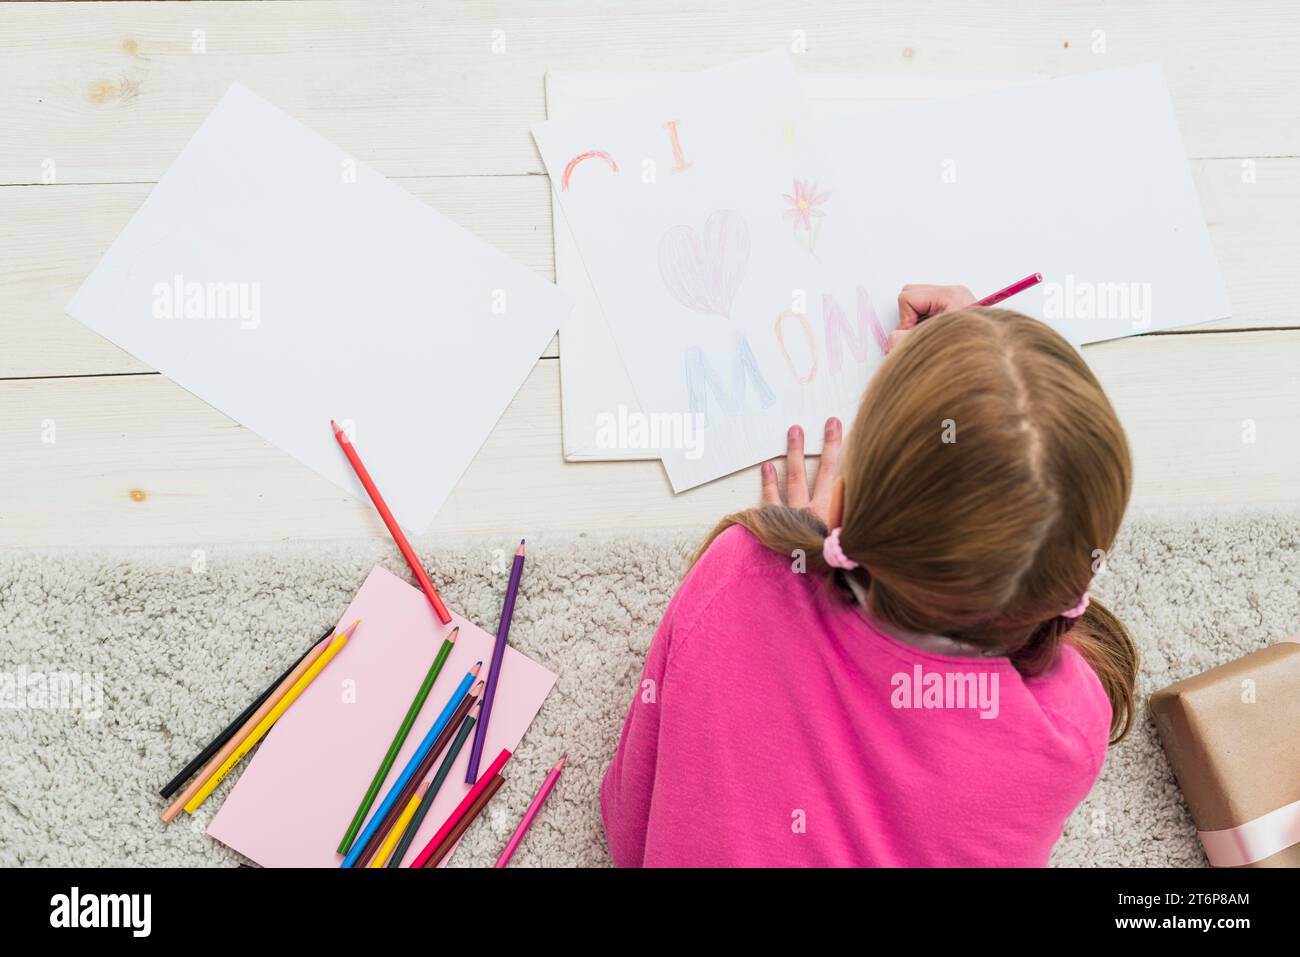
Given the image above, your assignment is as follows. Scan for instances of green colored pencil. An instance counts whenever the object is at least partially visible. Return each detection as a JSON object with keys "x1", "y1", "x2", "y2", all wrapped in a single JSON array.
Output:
[
  {"x1": 336, "y1": 626, "x2": 458, "y2": 855},
  {"x1": 386, "y1": 702, "x2": 480, "y2": 868}
]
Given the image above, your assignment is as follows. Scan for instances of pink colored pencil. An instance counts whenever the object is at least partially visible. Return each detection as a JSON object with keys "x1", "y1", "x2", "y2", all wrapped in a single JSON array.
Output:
[
  {"x1": 494, "y1": 752, "x2": 566, "y2": 867},
  {"x1": 408, "y1": 748, "x2": 512, "y2": 868},
  {"x1": 971, "y1": 272, "x2": 1042, "y2": 308}
]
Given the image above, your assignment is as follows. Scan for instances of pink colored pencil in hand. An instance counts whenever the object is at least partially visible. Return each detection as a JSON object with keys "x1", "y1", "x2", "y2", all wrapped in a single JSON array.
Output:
[
  {"x1": 971, "y1": 272, "x2": 1042, "y2": 308},
  {"x1": 494, "y1": 752, "x2": 566, "y2": 868}
]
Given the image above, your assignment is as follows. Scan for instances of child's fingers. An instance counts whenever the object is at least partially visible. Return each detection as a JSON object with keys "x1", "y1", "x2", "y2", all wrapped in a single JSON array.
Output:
[
  {"x1": 784, "y1": 425, "x2": 810, "y2": 508},
  {"x1": 897, "y1": 284, "x2": 940, "y2": 326},
  {"x1": 810, "y1": 417, "x2": 841, "y2": 519},
  {"x1": 949, "y1": 285, "x2": 977, "y2": 310},
  {"x1": 760, "y1": 460, "x2": 783, "y2": 506},
  {"x1": 898, "y1": 283, "x2": 978, "y2": 324}
]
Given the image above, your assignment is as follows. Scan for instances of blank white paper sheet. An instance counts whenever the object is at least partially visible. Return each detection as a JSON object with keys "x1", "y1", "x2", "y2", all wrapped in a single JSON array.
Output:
[
  {"x1": 811, "y1": 63, "x2": 1231, "y2": 349},
  {"x1": 68, "y1": 83, "x2": 573, "y2": 533}
]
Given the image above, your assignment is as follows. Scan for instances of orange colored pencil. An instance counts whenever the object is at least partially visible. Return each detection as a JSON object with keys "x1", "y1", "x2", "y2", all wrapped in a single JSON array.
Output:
[{"x1": 330, "y1": 420, "x2": 451, "y2": 625}]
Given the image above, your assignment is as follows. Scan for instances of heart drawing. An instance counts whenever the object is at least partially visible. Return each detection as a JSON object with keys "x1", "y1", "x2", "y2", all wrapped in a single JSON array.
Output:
[{"x1": 657, "y1": 210, "x2": 750, "y2": 320}]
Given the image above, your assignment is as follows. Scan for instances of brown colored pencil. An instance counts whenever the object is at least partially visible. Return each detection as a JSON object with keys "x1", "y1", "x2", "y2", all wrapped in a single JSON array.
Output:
[
  {"x1": 354, "y1": 676, "x2": 483, "y2": 867},
  {"x1": 422, "y1": 773, "x2": 505, "y2": 868}
]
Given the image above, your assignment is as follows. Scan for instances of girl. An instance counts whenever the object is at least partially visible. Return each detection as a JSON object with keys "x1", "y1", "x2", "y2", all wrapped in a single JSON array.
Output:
[{"x1": 601, "y1": 285, "x2": 1137, "y2": 867}]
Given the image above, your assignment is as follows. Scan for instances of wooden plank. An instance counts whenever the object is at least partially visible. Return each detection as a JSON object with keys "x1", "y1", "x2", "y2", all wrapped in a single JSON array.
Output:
[
  {"x1": 0, "y1": 174, "x2": 559, "y2": 379},
  {"x1": 4, "y1": 156, "x2": 1296, "y2": 379},
  {"x1": 1, "y1": 1, "x2": 1297, "y2": 187},
  {"x1": 1191, "y1": 157, "x2": 1300, "y2": 328},
  {"x1": 4, "y1": 332, "x2": 1298, "y2": 548}
]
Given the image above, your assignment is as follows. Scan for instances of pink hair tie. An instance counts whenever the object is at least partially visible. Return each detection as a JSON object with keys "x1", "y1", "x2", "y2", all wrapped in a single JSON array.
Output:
[
  {"x1": 822, "y1": 527, "x2": 859, "y2": 570},
  {"x1": 1062, "y1": 593, "x2": 1091, "y2": 619}
]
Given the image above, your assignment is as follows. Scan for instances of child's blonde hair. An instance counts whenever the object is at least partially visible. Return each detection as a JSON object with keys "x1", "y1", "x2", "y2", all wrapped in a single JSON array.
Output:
[{"x1": 696, "y1": 309, "x2": 1138, "y2": 742}]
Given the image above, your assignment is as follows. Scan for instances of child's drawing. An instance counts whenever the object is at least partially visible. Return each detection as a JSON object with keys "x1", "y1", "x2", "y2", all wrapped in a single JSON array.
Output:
[
  {"x1": 782, "y1": 178, "x2": 830, "y2": 255},
  {"x1": 684, "y1": 333, "x2": 775, "y2": 424},
  {"x1": 775, "y1": 310, "x2": 818, "y2": 384},
  {"x1": 663, "y1": 120, "x2": 694, "y2": 174},
  {"x1": 824, "y1": 286, "x2": 890, "y2": 373},
  {"x1": 562, "y1": 150, "x2": 619, "y2": 191},
  {"x1": 657, "y1": 210, "x2": 750, "y2": 320}
]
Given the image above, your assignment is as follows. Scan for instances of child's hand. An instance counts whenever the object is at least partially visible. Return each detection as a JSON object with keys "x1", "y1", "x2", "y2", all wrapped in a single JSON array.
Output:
[
  {"x1": 760, "y1": 417, "x2": 842, "y2": 524},
  {"x1": 889, "y1": 283, "x2": 976, "y2": 351}
]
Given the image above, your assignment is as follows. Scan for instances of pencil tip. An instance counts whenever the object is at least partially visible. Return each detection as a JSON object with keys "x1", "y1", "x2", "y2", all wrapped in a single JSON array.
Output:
[
  {"x1": 516, "y1": 540, "x2": 526, "y2": 556},
  {"x1": 446, "y1": 626, "x2": 459, "y2": 643},
  {"x1": 557, "y1": 752, "x2": 568, "y2": 769},
  {"x1": 469, "y1": 701, "x2": 482, "y2": 717},
  {"x1": 339, "y1": 619, "x2": 360, "y2": 638},
  {"x1": 472, "y1": 679, "x2": 485, "y2": 694}
]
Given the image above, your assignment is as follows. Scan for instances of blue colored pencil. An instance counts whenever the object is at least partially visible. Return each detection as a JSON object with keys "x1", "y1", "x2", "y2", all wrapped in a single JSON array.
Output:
[
  {"x1": 465, "y1": 539, "x2": 526, "y2": 784},
  {"x1": 340, "y1": 667, "x2": 477, "y2": 868}
]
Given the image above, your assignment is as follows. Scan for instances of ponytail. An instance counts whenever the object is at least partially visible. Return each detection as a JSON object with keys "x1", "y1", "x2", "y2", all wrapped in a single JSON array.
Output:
[{"x1": 1065, "y1": 598, "x2": 1138, "y2": 744}]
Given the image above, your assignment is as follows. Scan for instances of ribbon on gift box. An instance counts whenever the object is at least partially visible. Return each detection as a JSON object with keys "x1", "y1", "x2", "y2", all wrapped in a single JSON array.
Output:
[{"x1": 1198, "y1": 796, "x2": 1300, "y2": 867}]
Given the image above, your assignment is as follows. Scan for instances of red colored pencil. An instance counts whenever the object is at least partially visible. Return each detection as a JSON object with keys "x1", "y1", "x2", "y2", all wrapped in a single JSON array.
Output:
[
  {"x1": 970, "y1": 272, "x2": 1042, "y2": 309},
  {"x1": 409, "y1": 748, "x2": 512, "y2": 867},
  {"x1": 330, "y1": 420, "x2": 451, "y2": 624},
  {"x1": 422, "y1": 774, "x2": 505, "y2": 868}
]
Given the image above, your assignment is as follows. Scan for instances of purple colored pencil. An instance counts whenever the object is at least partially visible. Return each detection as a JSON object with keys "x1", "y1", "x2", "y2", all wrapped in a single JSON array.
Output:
[{"x1": 465, "y1": 538, "x2": 525, "y2": 783}]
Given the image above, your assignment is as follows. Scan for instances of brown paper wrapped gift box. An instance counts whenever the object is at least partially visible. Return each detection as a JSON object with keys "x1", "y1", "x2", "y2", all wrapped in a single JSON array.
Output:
[{"x1": 1150, "y1": 639, "x2": 1300, "y2": 867}]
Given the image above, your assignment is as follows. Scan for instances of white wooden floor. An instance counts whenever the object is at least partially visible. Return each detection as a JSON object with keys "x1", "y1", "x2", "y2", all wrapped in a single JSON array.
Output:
[{"x1": 3, "y1": 1, "x2": 1299, "y2": 548}]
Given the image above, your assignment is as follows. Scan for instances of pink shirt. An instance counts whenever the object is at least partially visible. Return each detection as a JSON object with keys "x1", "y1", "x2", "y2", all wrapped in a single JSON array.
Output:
[{"x1": 601, "y1": 525, "x2": 1112, "y2": 867}]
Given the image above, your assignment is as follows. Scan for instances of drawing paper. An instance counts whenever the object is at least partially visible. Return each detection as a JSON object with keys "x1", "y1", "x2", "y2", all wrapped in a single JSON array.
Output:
[
  {"x1": 68, "y1": 83, "x2": 572, "y2": 533},
  {"x1": 547, "y1": 72, "x2": 1044, "y2": 461},
  {"x1": 535, "y1": 51, "x2": 838, "y2": 491},
  {"x1": 538, "y1": 60, "x2": 1229, "y2": 490},
  {"x1": 207, "y1": 564, "x2": 557, "y2": 868},
  {"x1": 811, "y1": 63, "x2": 1231, "y2": 348}
]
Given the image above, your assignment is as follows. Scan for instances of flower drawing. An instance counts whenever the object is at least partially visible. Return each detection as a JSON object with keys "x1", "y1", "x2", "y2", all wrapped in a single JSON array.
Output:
[{"x1": 782, "y1": 179, "x2": 830, "y2": 254}]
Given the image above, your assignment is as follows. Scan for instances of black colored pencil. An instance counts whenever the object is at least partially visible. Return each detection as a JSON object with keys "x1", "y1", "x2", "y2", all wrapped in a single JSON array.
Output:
[{"x1": 157, "y1": 626, "x2": 333, "y2": 798}]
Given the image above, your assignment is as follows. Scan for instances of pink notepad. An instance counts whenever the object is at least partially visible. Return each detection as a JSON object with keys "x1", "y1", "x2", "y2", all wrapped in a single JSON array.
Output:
[{"x1": 207, "y1": 564, "x2": 557, "y2": 867}]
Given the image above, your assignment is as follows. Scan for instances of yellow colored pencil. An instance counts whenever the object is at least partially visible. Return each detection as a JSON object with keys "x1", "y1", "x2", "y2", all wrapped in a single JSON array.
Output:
[
  {"x1": 184, "y1": 621, "x2": 359, "y2": 814},
  {"x1": 368, "y1": 780, "x2": 430, "y2": 868},
  {"x1": 162, "y1": 627, "x2": 345, "y2": 823}
]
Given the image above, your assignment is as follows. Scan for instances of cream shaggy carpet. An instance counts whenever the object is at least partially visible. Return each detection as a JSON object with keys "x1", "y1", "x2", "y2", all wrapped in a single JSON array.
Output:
[{"x1": 3, "y1": 511, "x2": 1299, "y2": 867}]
